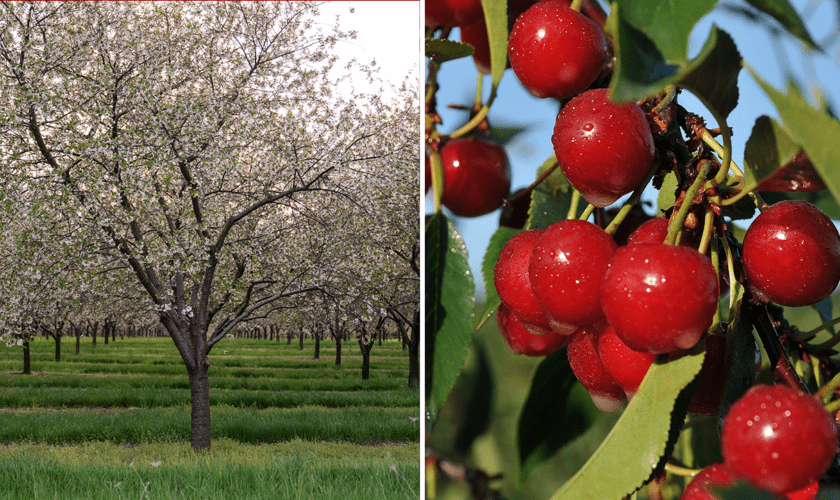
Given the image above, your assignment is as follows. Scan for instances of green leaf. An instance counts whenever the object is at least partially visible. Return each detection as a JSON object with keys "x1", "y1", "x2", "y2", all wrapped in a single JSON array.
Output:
[
  {"x1": 485, "y1": 125, "x2": 525, "y2": 146},
  {"x1": 750, "y1": 69, "x2": 840, "y2": 208},
  {"x1": 676, "y1": 27, "x2": 742, "y2": 120},
  {"x1": 478, "y1": 225, "x2": 522, "y2": 330},
  {"x1": 454, "y1": 343, "x2": 495, "y2": 457},
  {"x1": 425, "y1": 213, "x2": 476, "y2": 427},
  {"x1": 550, "y1": 344, "x2": 705, "y2": 500},
  {"x1": 744, "y1": 0, "x2": 817, "y2": 49},
  {"x1": 519, "y1": 350, "x2": 603, "y2": 481},
  {"x1": 481, "y1": 0, "x2": 508, "y2": 90},
  {"x1": 528, "y1": 156, "x2": 577, "y2": 230},
  {"x1": 742, "y1": 116, "x2": 802, "y2": 193},
  {"x1": 425, "y1": 38, "x2": 474, "y2": 63},
  {"x1": 657, "y1": 171, "x2": 679, "y2": 214}
]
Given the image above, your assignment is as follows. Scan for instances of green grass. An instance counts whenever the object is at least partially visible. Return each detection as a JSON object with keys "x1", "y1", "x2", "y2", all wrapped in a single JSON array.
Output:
[
  {"x1": 0, "y1": 447, "x2": 420, "y2": 500},
  {"x1": 0, "y1": 406, "x2": 420, "y2": 444},
  {"x1": 0, "y1": 337, "x2": 420, "y2": 498}
]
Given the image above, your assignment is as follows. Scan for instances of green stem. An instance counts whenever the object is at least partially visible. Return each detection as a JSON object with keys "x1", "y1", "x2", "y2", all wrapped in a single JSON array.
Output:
[
  {"x1": 604, "y1": 162, "x2": 659, "y2": 236},
  {"x1": 579, "y1": 204, "x2": 595, "y2": 221},
  {"x1": 793, "y1": 316, "x2": 840, "y2": 343},
  {"x1": 651, "y1": 85, "x2": 677, "y2": 114},
  {"x1": 450, "y1": 85, "x2": 498, "y2": 139},
  {"x1": 664, "y1": 162, "x2": 710, "y2": 245},
  {"x1": 474, "y1": 73, "x2": 483, "y2": 107},
  {"x1": 430, "y1": 151, "x2": 445, "y2": 213},
  {"x1": 687, "y1": 91, "x2": 732, "y2": 189},
  {"x1": 719, "y1": 235, "x2": 737, "y2": 311},
  {"x1": 570, "y1": 0, "x2": 583, "y2": 11},
  {"x1": 815, "y1": 370, "x2": 840, "y2": 404},
  {"x1": 697, "y1": 206, "x2": 714, "y2": 256},
  {"x1": 567, "y1": 189, "x2": 581, "y2": 220},
  {"x1": 710, "y1": 235, "x2": 721, "y2": 325},
  {"x1": 664, "y1": 462, "x2": 701, "y2": 478},
  {"x1": 824, "y1": 398, "x2": 840, "y2": 414}
]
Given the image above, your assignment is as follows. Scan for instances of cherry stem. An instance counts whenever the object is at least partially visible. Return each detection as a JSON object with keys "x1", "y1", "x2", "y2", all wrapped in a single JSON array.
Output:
[
  {"x1": 664, "y1": 462, "x2": 701, "y2": 478},
  {"x1": 651, "y1": 85, "x2": 677, "y2": 114},
  {"x1": 719, "y1": 235, "x2": 737, "y2": 311},
  {"x1": 687, "y1": 91, "x2": 732, "y2": 189},
  {"x1": 816, "y1": 371, "x2": 840, "y2": 404},
  {"x1": 710, "y1": 234, "x2": 721, "y2": 325},
  {"x1": 570, "y1": 0, "x2": 583, "y2": 12},
  {"x1": 603, "y1": 163, "x2": 658, "y2": 236},
  {"x1": 429, "y1": 151, "x2": 445, "y2": 213},
  {"x1": 806, "y1": 329, "x2": 840, "y2": 354},
  {"x1": 664, "y1": 161, "x2": 710, "y2": 245},
  {"x1": 579, "y1": 203, "x2": 595, "y2": 221},
  {"x1": 824, "y1": 398, "x2": 840, "y2": 414},
  {"x1": 697, "y1": 205, "x2": 714, "y2": 255},
  {"x1": 567, "y1": 189, "x2": 581, "y2": 220},
  {"x1": 450, "y1": 84, "x2": 498, "y2": 139},
  {"x1": 474, "y1": 73, "x2": 483, "y2": 107},
  {"x1": 749, "y1": 191, "x2": 768, "y2": 212},
  {"x1": 793, "y1": 316, "x2": 840, "y2": 343}
]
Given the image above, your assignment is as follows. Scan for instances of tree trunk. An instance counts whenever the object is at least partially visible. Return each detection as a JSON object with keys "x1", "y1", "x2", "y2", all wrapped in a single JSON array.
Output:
[
  {"x1": 287, "y1": 327, "x2": 291, "y2": 344},
  {"x1": 335, "y1": 335, "x2": 342, "y2": 366},
  {"x1": 104, "y1": 323, "x2": 109, "y2": 344},
  {"x1": 408, "y1": 309, "x2": 420, "y2": 388},
  {"x1": 55, "y1": 334, "x2": 61, "y2": 363},
  {"x1": 359, "y1": 337, "x2": 373, "y2": 380},
  {"x1": 22, "y1": 339, "x2": 31, "y2": 375},
  {"x1": 75, "y1": 331, "x2": 80, "y2": 355},
  {"x1": 91, "y1": 321, "x2": 98, "y2": 347},
  {"x1": 314, "y1": 331, "x2": 320, "y2": 359},
  {"x1": 187, "y1": 362, "x2": 212, "y2": 451},
  {"x1": 299, "y1": 328, "x2": 304, "y2": 350}
]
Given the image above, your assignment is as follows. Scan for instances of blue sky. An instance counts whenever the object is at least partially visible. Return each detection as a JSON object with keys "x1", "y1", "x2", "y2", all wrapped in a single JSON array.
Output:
[{"x1": 425, "y1": 0, "x2": 840, "y2": 301}]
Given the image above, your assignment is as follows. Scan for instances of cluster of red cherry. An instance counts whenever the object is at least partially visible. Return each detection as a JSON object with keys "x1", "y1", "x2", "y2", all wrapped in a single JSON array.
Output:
[{"x1": 428, "y1": 0, "x2": 840, "y2": 498}]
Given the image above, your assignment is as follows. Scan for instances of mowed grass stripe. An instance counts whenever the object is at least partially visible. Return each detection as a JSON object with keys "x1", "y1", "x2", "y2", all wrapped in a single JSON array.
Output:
[
  {"x1": 0, "y1": 406, "x2": 420, "y2": 444},
  {"x1": 0, "y1": 451, "x2": 419, "y2": 500},
  {"x1": 0, "y1": 437, "x2": 420, "y2": 466},
  {"x1": 0, "y1": 372, "x2": 405, "y2": 391},
  {"x1": 0, "y1": 361, "x2": 406, "y2": 379},
  {"x1": 0, "y1": 386, "x2": 417, "y2": 408}
]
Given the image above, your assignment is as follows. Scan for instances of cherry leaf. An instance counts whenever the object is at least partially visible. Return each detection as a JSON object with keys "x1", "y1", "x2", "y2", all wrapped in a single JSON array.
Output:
[
  {"x1": 744, "y1": 0, "x2": 817, "y2": 49},
  {"x1": 425, "y1": 38, "x2": 474, "y2": 64},
  {"x1": 478, "y1": 225, "x2": 522, "y2": 330},
  {"x1": 481, "y1": 0, "x2": 508, "y2": 90},
  {"x1": 518, "y1": 350, "x2": 604, "y2": 481},
  {"x1": 528, "y1": 156, "x2": 578, "y2": 231},
  {"x1": 549, "y1": 343, "x2": 705, "y2": 500},
  {"x1": 750, "y1": 70, "x2": 840, "y2": 207},
  {"x1": 426, "y1": 213, "x2": 475, "y2": 427},
  {"x1": 742, "y1": 116, "x2": 803, "y2": 193}
]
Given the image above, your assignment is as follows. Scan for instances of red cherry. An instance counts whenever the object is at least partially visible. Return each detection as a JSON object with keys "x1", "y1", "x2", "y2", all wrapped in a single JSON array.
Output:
[
  {"x1": 528, "y1": 219, "x2": 617, "y2": 335},
  {"x1": 497, "y1": 304, "x2": 567, "y2": 356},
  {"x1": 552, "y1": 88, "x2": 655, "y2": 207},
  {"x1": 627, "y1": 217, "x2": 699, "y2": 248},
  {"x1": 460, "y1": 19, "x2": 492, "y2": 74},
  {"x1": 567, "y1": 324, "x2": 625, "y2": 412},
  {"x1": 439, "y1": 138, "x2": 511, "y2": 217},
  {"x1": 425, "y1": 151, "x2": 431, "y2": 194},
  {"x1": 595, "y1": 321, "x2": 655, "y2": 398},
  {"x1": 784, "y1": 481, "x2": 819, "y2": 500},
  {"x1": 742, "y1": 200, "x2": 840, "y2": 307},
  {"x1": 721, "y1": 384, "x2": 838, "y2": 494},
  {"x1": 425, "y1": 0, "x2": 484, "y2": 27},
  {"x1": 680, "y1": 463, "x2": 738, "y2": 500},
  {"x1": 508, "y1": 2, "x2": 608, "y2": 99},
  {"x1": 600, "y1": 243, "x2": 718, "y2": 354},
  {"x1": 494, "y1": 229, "x2": 552, "y2": 335}
]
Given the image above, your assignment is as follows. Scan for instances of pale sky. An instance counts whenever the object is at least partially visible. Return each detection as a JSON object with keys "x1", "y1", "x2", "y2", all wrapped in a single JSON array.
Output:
[{"x1": 317, "y1": 1, "x2": 421, "y2": 100}]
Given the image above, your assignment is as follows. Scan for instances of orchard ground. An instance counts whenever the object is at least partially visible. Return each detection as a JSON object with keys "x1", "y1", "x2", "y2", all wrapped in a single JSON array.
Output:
[{"x1": 0, "y1": 337, "x2": 420, "y2": 500}]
